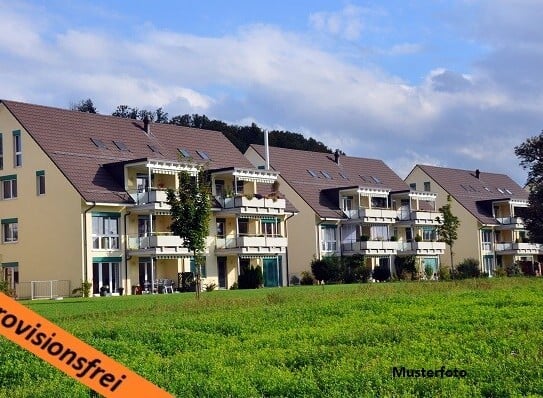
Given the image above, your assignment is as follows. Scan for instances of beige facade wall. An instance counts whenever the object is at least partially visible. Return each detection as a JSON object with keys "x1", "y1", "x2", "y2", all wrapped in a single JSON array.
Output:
[
  {"x1": 0, "y1": 104, "x2": 84, "y2": 295},
  {"x1": 245, "y1": 147, "x2": 318, "y2": 277},
  {"x1": 405, "y1": 166, "x2": 481, "y2": 267}
]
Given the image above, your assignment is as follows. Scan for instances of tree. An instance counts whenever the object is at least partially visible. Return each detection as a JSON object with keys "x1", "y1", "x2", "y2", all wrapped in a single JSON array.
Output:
[
  {"x1": 71, "y1": 98, "x2": 97, "y2": 113},
  {"x1": 515, "y1": 132, "x2": 543, "y2": 242},
  {"x1": 166, "y1": 168, "x2": 211, "y2": 299},
  {"x1": 436, "y1": 195, "x2": 460, "y2": 269}
]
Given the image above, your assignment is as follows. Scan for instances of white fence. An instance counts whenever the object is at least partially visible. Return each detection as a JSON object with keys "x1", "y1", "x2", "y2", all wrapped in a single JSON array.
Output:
[{"x1": 16, "y1": 280, "x2": 71, "y2": 300}]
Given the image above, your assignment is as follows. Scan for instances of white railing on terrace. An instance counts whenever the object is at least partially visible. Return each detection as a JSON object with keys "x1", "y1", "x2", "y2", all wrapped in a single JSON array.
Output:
[
  {"x1": 495, "y1": 216, "x2": 524, "y2": 225},
  {"x1": 129, "y1": 189, "x2": 169, "y2": 206},
  {"x1": 343, "y1": 207, "x2": 397, "y2": 220},
  {"x1": 218, "y1": 195, "x2": 286, "y2": 209},
  {"x1": 127, "y1": 233, "x2": 185, "y2": 250},
  {"x1": 15, "y1": 280, "x2": 71, "y2": 300},
  {"x1": 216, "y1": 234, "x2": 287, "y2": 249}
]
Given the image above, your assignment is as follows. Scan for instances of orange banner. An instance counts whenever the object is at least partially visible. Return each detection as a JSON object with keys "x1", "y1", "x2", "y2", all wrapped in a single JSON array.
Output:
[{"x1": 0, "y1": 293, "x2": 173, "y2": 398}]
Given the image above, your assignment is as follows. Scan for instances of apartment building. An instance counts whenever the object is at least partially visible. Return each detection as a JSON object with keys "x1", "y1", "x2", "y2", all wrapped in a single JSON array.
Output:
[
  {"x1": 245, "y1": 145, "x2": 445, "y2": 278},
  {"x1": 405, "y1": 165, "x2": 541, "y2": 275},
  {"x1": 0, "y1": 100, "x2": 291, "y2": 298}
]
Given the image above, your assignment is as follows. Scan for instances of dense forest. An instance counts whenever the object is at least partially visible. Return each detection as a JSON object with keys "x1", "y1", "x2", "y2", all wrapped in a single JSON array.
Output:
[{"x1": 72, "y1": 98, "x2": 334, "y2": 154}]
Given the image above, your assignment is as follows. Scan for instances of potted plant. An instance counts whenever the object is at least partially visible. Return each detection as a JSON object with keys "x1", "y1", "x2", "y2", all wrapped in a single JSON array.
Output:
[{"x1": 414, "y1": 235, "x2": 422, "y2": 242}]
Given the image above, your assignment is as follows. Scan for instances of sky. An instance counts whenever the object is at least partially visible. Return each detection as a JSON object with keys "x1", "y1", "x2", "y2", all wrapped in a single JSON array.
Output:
[{"x1": 1, "y1": 1, "x2": 542, "y2": 184}]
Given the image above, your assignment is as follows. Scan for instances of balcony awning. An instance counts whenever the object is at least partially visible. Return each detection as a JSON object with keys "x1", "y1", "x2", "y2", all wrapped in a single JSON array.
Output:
[
  {"x1": 239, "y1": 255, "x2": 279, "y2": 259},
  {"x1": 408, "y1": 191, "x2": 437, "y2": 200},
  {"x1": 232, "y1": 168, "x2": 278, "y2": 183},
  {"x1": 147, "y1": 160, "x2": 199, "y2": 176},
  {"x1": 155, "y1": 254, "x2": 192, "y2": 259},
  {"x1": 357, "y1": 187, "x2": 390, "y2": 198}
]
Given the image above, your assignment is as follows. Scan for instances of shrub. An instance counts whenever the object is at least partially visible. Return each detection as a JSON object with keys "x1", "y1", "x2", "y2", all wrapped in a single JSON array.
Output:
[
  {"x1": 229, "y1": 282, "x2": 238, "y2": 290},
  {"x1": 205, "y1": 282, "x2": 217, "y2": 292},
  {"x1": 424, "y1": 264, "x2": 434, "y2": 279},
  {"x1": 0, "y1": 278, "x2": 14, "y2": 297},
  {"x1": 394, "y1": 255, "x2": 417, "y2": 280},
  {"x1": 414, "y1": 235, "x2": 422, "y2": 242},
  {"x1": 238, "y1": 265, "x2": 263, "y2": 289},
  {"x1": 373, "y1": 264, "x2": 391, "y2": 282},
  {"x1": 311, "y1": 256, "x2": 341, "y2": 283},
  {"x1": 493, "y1": 266, "x2": 507, "y2": 277},
  {"x1": 342, "y1": 254, "x2": 366, "y2": 284},
  {"x1": 456, "y1": 258, "x2": 481, "y2": 279},
  {"x1": 300, "y1": 271, "x2": 315, "y2": 285},
  {"x1": 438, "y1": 265, "x2": 451, "y2": 281},
  {"x1": 506, "y1": 262, "x2": 523, "y2": 277}
]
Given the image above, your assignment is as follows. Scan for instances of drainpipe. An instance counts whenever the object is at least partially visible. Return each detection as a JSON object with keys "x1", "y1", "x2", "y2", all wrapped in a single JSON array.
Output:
[
  {"x1": 124, "y1": 211, "x2": 131, "y2": 294},
  {"x1": 83, "y1": 202, "x2": 96, "y2": 283}
]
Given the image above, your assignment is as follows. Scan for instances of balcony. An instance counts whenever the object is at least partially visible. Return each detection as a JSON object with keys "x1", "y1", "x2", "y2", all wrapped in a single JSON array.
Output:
[
  {"x1": 495, "y1": 242, "x2": 541, "y2": 255},
  {"x1": 127, "y1": 233, "x2": 191, "y2": 257},
  {"x1": 218, "y1": 195, "x2": 286, "y2": 215},
  {"x1": 395, "y1": 209, "x2": 442, "y2": 225},
  {"x1": 495, "y1": 216, "x2": 525, "y2": 230},
  {"x1": 341, "y1": 240, "x2": 397, "y2": 255},
  {"x1": 130, "y1": 190, "x2": 171, "y2": 214},
  {"x1": 215, "y1": 234, "x2": 287, "y2": 255},
  {"x1": 397, "y1": 241, "x2": 446, "y2": 255},
  {"x1": 343, "y1": 208, "x2": 397, "y2": 223}
]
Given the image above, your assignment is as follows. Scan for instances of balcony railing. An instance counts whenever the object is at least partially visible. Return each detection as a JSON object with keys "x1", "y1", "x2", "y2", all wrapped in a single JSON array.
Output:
[
  {"x1": 127, "y1": 233, "x2": 188, "y2": 253},
  {"x1": 341, "y1": 239, "x2": 398, "y2": 253},
  {"x1": 215, "y1": 234, "x2": 287, "y2": 249},
  {"x1": 343, "y1": 208, "x2": 397, "y2": 222},
  {"x1": 495, "y1": 242, "x2": 541, "y2": 254},
  {"x1": 219, "y1": 195, "x2": 286, "y2": 210},
  {"x1": 129, "y1": 189, "x2": 169, "y2": 205}
]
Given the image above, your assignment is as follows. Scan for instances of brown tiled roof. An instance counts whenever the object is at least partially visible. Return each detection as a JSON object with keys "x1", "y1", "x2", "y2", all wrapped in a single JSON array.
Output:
[
  {"x1": 416, "y1": 164, "x2": 528, "y2": 225},
  {"x1": 250, "y1": 145, "x2": 408, "y2": 218},
  {"x1": 2, "y1": 100, "x2": 254, "y2": 203}
]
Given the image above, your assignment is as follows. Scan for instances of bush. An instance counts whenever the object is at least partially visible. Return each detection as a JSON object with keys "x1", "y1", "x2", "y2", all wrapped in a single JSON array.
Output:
[
  {"x1": 493, "y1": 266, "x2": 507, "y2": 277},
  {"x1": 238, "y1": 265, "x2": 263, "y2": 289},
  {"x1": 342, "y1": 254, "x2": 366, "y2": 284},
  {"x1": 0, "y1": 278, "x2": 14, "y2": 297},
  {"x1": 438, "y1": 265, "x2": 451, "y2": 281},
  {"x1": 455, "y1": 258, "x2": 481, "y2": 279},
  {"x1": 229, "y1": 282, "x2": 238, "y2": 290},
  {"x1": 373, "y1": 264, "x2": 391, "y2": 282},
  {"x1": 205, "y1": 282, "x2": 217, "y2": 292},
  {"x1": 394, "y1": 255, "x2": 417, "y2": 280},
  {"x1": 311, "y1": 256, "x2": 341, "y2": 283},
  {"x1": 289, "y1": 275, "x2": 300, "y2": 285},
  {"x1": 300, "y1": 271, "x2": 315, "y2": 285},
  {"x1": 506, "y1": 262, "x2": 523, "y2": 277}
]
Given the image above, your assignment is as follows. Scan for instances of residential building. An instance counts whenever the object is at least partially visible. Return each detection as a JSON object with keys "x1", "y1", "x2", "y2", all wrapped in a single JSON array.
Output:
[
  {"x1": 0, "y1": 100, "x2": 291, "y2": 298},
  {"x1": 245, "y1": 145, "x2": 445, "y2": 279},
  {"x1": 405, "y1": 165, "x2": 541, "y2": 275}
]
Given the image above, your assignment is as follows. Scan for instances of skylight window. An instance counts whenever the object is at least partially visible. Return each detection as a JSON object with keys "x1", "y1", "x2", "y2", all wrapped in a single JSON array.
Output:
[
  {"x1": 178, "y1": 148, "x2": 191, "y2": 158},
  {"x1": 484, "y1": 186, "x2": 490, "y2": 191},
  {"x1": 307, "y1": 169, "x2": 317, "y2": 177},
  {"x1": 148, "y1": 144, "x2": 162, "y2": 155},
  {"x1": 196, "y1": 150, "x2": 210, "y2": 160},
  {"x1": 339, "y1": 172, "x2": 348, "y2": 179},
  {"x1": 468, "y1": 185, "x2": 477, "y2": 192},
  {"x1": 90, "y1": 138, "x2": 107, "y2": 149},
  {"x1": 371, "y1": 176, "x2": 381, "y2": 184},
  {"x1": 359, "y1": 175, "x2": 367, "y2": 182},
  {"x1": 460, "y1": 184, "x2": 469, "y2": 191},
  {"x1": 497, "y1": 188, "x2": 504, "y2": 194},
  {"x1": 321, "y1": 171, "x2": 332, "y2": 179},
  {"x1": 113, "y1": 140, "x2": 129, "y2": 151},
  {"x1": 505, "y1": 189, "x2": 513, "y2": 194}
]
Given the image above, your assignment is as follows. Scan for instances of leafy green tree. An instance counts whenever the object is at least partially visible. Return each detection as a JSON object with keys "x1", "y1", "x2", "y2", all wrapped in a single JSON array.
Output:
[
  {"x1": 71, "y1": 98, "x2": 97, "y2": 113},
  {"x1": 436, "y1": 195, "x2": 460, "y2": 269},
  {"x1": 515, "y1": 132, "x2": 543, "y2": 242},
  {"x1": 166, "y1": 168, "x2": 211, "y2": 298}
]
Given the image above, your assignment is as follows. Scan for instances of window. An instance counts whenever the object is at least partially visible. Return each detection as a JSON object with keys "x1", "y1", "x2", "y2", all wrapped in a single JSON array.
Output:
[
  {"x1": 238, "y1": 218, "x2": 249, "y2": 235},
  {"x1": 497, "y1": 188, "x2": 504, "y2": 194},
  {"x1": 371, "y1": 176, "x2": 381, "y2": 184},
  {"x1": 371, "y1": 196, "x2": 387, "y2": 208},
  {"x1": 482, "y1": 255, "x2": 495, "y2": 276},
  {"x1": 148, "y1": 144, "x2": 162, "y2": 154},
  {"x1": 113, "y1": 141, "x2": 129, "y2": 151},
  {"x1": 13, "y1": 130, "x2": 22, "y2": 167},
  {"x1": 196, "y1": 150, "x2": 210, "y2": 160},
  {"x1": 409, "y1": 182, "x2": 416, "y2": 190},
  {"x1": 92, "y1": 214, "x2": 120, "y2": 250},
  {"x1": 215, "y1": 180, "x2": 225, "y2": 196},
  {"x1": 341, "y1": 196, "x2": 353, "y2": 211},
  {"x1": 339, "y1": 172, "x2": 348, "y2": 179},
  {"x1": 321, "y1": 225, "x2": 337, "y2": 252},
  {"x1": 90, "y1": 137, "x2": 107, "y2": 149},
  {"x1": 423, "y1": 181, "x2": 431, "y2": 192},
  {"x1": 2, "y1": 218, "x2": 18, "y2": 243},
  {"x1": 0, "y1": 133, "x2": 3, "y2": 169},
  {"x1": 422, "y1": 226, "x2": 437, "y2": 241},
  {"x1": 321, "y1": 171, "x2": 332, "y2": 179},
  {"x1": 36, "y1": 171, "x2": 45, "y2": 195},
  {"x1": 92, "y1": 261, "x2": 120, "y2": 295},
  {"x1": 235, "y1": 180, "x2": 244, "y2": 194},
  {"x1": 261, "y1": 218, "x2": 280, "y2": 236},
  {"x1": 216, "y1": 218, "x2": 226, "y2": 238},
  {"x1": 190, "y1": 257, "x2": 207, "y2": 278},
  {"x1": 505, "y1": 189, "x2": 513, "y2": 195},
  {"x1": 307, "y1": 169, "x2": 317, "y2": 177},
  {"x1": 178, "y1": 148, "x2": 191, "y2": 158},
  {"x1": 1, "y1": 175, "x2": 17, "y2": 199}
]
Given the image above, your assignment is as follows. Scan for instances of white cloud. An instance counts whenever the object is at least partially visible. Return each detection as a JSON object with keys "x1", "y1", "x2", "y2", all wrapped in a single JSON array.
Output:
[{"x1": 309, "y1": 5, "x2": 365, "y2": 40}]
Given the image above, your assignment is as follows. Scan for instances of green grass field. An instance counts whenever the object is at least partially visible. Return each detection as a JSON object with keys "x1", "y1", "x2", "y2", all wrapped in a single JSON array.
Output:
[{"x1": 1, "y1": 278, "x2": 543, "y2": 397}]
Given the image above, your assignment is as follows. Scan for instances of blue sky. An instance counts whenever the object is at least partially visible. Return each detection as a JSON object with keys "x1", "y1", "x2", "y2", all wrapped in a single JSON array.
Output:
[{"x1": 1, "y1": 1, "x2": 542, "y2": 184}]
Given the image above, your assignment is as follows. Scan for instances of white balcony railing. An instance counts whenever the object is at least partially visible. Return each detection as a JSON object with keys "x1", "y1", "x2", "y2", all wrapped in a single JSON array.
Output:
[
  {"x1": 127, "y1": 233, "x2": 186, "y2": 251},
  {"x1": 343, "y1": 208, "x2": 397, "y2": 222},
  {"x1": 215, "y1": 234, "x2": 287, "y2": 250},
  {"x1": 341, "y1": 240, "x2": 397, "y2": 252},
  {"x1": 495, "y1": 242, "x2": 541, "y2": 254},
  {"x1": 220, "y1": 195, "x2": 286, "y2": 210}
]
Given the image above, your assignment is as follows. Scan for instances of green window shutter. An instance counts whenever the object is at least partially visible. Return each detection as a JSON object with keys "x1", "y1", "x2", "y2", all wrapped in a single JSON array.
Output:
[
  {"x1": 1, "y1": 262, "x2": 18, "y2": 268},
  {"x1": 36, "y1": 170, "x2": 45, "y2": 176},
  {"x1": 1, "y1": 218, "x2": 18, "y2": 224},
  {"x1": 92, "y1": 256, "x2": 122, "y2": 263},
  {"x1": 0, "y1": 174, "x2": 16, "y2": 181},
  {"x1": 12, "y1": 130, "x2": 21, "y2": 137}
]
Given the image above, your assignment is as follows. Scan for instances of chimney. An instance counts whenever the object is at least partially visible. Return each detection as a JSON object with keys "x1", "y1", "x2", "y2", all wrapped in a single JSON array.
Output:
[
  {"x1": 143, "y1": 114, "x2": 151, "y2": 134},
  {"x1": 334, "y1": 149, "x2": 340, "y2": 165},
  {"x1": 264, "y1": 130, "x2": 270, "y2": 170},
  {"x1": 475, "y1": 169, "x2": 480, "y2": 179}
]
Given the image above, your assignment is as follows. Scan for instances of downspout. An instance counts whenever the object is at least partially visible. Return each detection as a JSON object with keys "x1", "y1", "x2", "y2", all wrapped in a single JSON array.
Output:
[
  {"x1": 83, "y1": 202, "x2": 97, "y2": 282},
  {"x1": 284, "y1": 212, "x2": 296, "y2": 286},
  {"x1": 124, "y1": 211, "x2": 131, "y2": 293}
]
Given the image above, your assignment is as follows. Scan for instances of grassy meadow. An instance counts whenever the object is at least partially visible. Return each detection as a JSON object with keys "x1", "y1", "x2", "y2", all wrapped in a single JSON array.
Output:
[{"x1": 1, "y1": 278, "x2": 543, "y2": 397}]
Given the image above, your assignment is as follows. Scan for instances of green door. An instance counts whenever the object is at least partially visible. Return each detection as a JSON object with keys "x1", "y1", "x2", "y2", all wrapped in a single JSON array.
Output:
[{"x1": 263, "y1": 258, "x2": 279, "y2": 287}]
